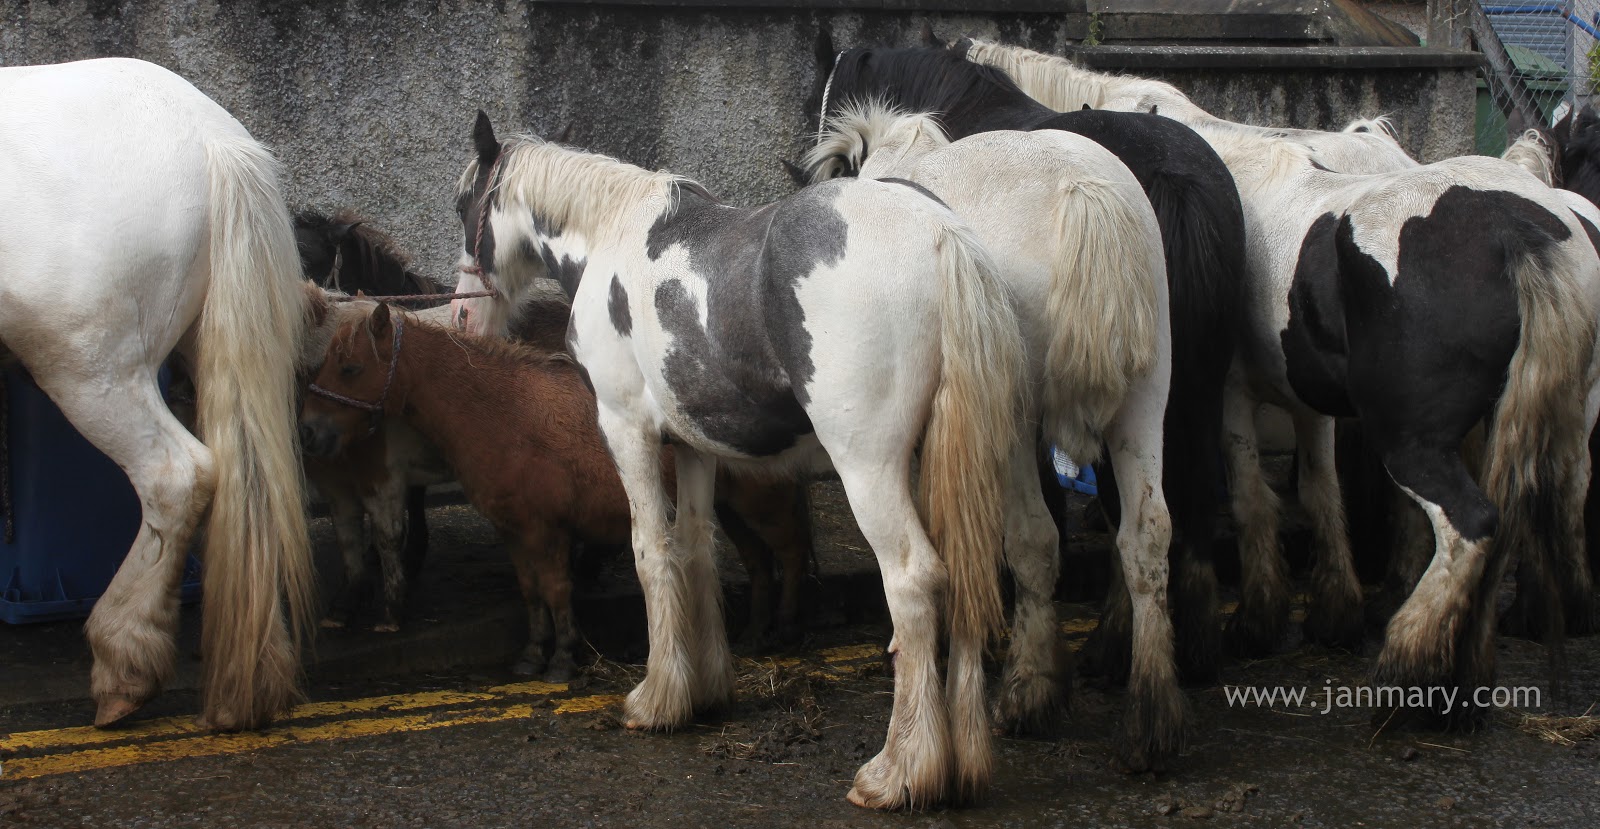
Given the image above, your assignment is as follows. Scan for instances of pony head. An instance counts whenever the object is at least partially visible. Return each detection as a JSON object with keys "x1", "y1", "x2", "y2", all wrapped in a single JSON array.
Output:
[
  {"x1": 299, "y1": 302, "x2": 402, "y2": 458},
  {"x1": 292, "y1": 209, "x2": 361, "y2": 284}
]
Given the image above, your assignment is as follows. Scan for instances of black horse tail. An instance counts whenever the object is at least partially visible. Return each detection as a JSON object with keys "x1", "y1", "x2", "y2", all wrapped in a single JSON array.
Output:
[{"x1": 1144, "y1": 168, "x2": 1246, "y2": 683}]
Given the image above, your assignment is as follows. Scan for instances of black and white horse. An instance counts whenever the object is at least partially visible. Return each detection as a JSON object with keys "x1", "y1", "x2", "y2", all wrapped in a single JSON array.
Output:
[
  {"x1": 806, "y1": 103, "x2": 1175, "y2": 753},
  {"x1": 1193, "y1": 123, "x2": 1600, "y2": 717},
  {"x1": 812, "y1": 42, "x2": 1247, "y2": 767},
  {"x1": 451, "y1": 113, "x2": 1027, "y2": 809}
]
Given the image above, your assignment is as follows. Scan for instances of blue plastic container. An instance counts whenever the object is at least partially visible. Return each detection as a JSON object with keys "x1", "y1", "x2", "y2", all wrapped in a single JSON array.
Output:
[{"x1": 0, "y1": 366, "x2": 201, "y2": 624}]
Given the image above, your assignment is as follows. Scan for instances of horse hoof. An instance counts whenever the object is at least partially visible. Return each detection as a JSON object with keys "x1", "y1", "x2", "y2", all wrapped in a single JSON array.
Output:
[
  {"x1": 542, "y1": 665, "x2": 574, "y2": 684},
  {"x1": 94, "y1": 695, "x2": 143, "y2": 728},
  {"x1": 319, "y1": 617, "x2": 347, "y2": 630},
  {"x1": 511, "y1": 660, "x2": 539, "y2": 677},
  {"x1": 371, "y1": 622, "x2": 400, "y2": 634}
]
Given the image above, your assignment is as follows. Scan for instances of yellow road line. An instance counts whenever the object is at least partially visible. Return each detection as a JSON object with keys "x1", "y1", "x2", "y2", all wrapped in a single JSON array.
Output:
[
  {"x1": 2, "y1": 704, "x2": 536, "y2": 780},
  {"x1": 0, "y1": 681, "x2": 567, "y2": 754}
]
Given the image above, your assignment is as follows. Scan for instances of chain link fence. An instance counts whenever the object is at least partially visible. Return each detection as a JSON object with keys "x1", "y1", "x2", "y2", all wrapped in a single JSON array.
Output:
[{"x1": 1472, "y1": 2, "x2": 1600, "y2": 151}]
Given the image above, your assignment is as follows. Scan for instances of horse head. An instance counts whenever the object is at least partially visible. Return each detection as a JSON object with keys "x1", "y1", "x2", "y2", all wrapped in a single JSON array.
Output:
[{"x1": 299, "y1": 302, "x2": 402, "y2": 458}]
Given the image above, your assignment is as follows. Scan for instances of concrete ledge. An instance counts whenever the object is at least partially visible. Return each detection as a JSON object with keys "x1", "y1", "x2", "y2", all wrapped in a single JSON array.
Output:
[{"x1": 1065, "y1": 44, "x2": 1484, "y2": 70}]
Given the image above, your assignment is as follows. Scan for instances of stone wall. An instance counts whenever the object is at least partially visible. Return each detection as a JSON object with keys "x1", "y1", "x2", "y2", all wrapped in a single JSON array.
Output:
[{"x1": 0, "y1": 1, "x2": 1478, "y2": 281}]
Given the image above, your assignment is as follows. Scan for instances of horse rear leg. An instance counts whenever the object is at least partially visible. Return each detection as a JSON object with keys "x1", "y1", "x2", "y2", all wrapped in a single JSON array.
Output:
[
  {"x1": 1295, "y1": 412, "x2": 1364, "y2": 648},
  {"x1": 507, "y1": 534, "x2": 553, "y2": 678},
  {"x1": 833, "y1": 454, "x2": 954, "y2": 809},
  {"x1": 1103, "y1": 369, "x2": 1182, "y2": 772},
  {"x1": 996, "y1": 440, "x2": 1067, "y2": 734},
  {"x1": 526, "y1": 528, "x2": 579, "y2": 683},
  {"x1": 716, "y1": 494, "x2": 778, "y2": 651},
  {"x1": 1371, "y1": 441, "x2": 1496, "y2": 726},
  {"x1": 1221, "y1": 370, "x2": 1290, "y2": 656},
  {"x1": 40, "y1": 370, "x2": 215, "y2": 726}
]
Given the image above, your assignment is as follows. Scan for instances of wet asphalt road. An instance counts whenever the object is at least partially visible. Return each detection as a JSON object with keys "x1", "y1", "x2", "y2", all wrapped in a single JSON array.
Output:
[{"x1": 4, "y1": 483, "x2": 1600, "y2": 827}]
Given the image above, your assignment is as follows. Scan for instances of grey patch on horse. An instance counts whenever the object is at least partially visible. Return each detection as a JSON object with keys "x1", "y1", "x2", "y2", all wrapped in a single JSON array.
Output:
[
  {"x1": 877, "y1": 177, "x2": 948, "y2": 207},
  {"x1": 643, "y1": 183, "x2": 849, "y2": 454},
  {"x1": 608, "y1": 275, "x2": 632, "y2": 336}
]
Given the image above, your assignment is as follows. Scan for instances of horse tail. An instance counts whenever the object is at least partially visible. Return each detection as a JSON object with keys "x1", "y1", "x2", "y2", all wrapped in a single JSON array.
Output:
[
  {"x1": 1144, "y1": 169, "x2": 1244, "y2": 678},
  {"x1": 1041, "y1": 174, "x2": 1163, "y2": 463},
  {"x1": 197, "y1": 132, "x2": 314, "y2": 730},
  {"x1": 918, "y1": 217, "x2": 1027, "y2": 798},
  {"x1": 1481, "y1": 211, "x2": 1599, "y2": 674}
]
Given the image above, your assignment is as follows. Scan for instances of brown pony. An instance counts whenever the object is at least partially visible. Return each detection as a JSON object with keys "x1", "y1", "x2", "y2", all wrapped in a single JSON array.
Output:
[{"x1": 300, "y1": 303, "x2": 811, "y2": 679}]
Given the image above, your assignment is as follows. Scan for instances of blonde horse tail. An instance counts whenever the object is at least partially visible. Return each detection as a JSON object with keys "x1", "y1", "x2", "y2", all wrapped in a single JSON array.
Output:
[
  {"x1": 1480, "y1": 217, "x2": 1598, "y2": 681},
  {"x1": 197, "y1": 133, "x2": 313, "y2": 730},
  {"x1": 1041, "y1": 174, "x2": 1163, "y2": 463},
  {"x1": 918, "y1": 218, "x2": 1027, "y2": 800}
]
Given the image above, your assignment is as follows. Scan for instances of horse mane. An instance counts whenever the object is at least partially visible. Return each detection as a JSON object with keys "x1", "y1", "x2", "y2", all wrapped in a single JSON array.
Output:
[
  {"x1": 294, "y1": 208, "x2": 443, "y2": 299},
  {"x1": 1502, "y1": 129, "x2": 1560, "y2": 188},
  {"x1": 1189, "y1": 121, "x2": 1316, "y2": 191},
  {"x1": 804, "y1": 99, "x2": 951, "y2": 181},
  {"x1": 1342, "y1": 115, "x2": 1399, "y2": 140},
  {"x1": 458, "y1": 136, "x2": 688, "y2": 247},
  {"x1": 962, "y1": 37, "x2": 1210, "y2": 121},
  {"x1": 827, "y1": 46, "x2": 1031, "y2": 124}
]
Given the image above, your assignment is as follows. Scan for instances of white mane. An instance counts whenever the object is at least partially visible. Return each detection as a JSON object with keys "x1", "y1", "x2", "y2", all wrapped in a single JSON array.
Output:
[
  {"x1": 963, "y1": 37, "x2": 1212, "y2": 122},
  {"x1": 1501, "y1": 129, "x2": 1557, "y2": 187},
  {"x1": 805, "y1": 100, "x2": 951, "y2": 182},
  {"x1": 1189, "y1": 121, "x2": 1318, "y2": 193},
  {"x1": 457, "y1": 136, "x2": 686, "y2": 248}
]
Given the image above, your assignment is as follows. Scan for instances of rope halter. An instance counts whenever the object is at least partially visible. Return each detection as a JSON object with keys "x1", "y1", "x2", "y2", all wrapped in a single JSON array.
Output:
[{"x1": 307, "y1": 311, "x2": 405, "y2": 438}]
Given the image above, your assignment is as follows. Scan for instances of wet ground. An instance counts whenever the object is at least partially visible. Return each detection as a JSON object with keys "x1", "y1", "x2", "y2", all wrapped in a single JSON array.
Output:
[{"x1": 3, "y1": 481, "x2": 1600, "y2": 827}]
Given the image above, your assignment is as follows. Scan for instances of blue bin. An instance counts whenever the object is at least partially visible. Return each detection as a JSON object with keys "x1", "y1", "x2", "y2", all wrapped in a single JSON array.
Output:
[{"x1": 0, "y1": 366, "x2": 201, "y2": 624}]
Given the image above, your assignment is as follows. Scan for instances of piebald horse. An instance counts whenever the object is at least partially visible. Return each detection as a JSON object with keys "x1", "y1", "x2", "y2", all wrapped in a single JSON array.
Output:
[
  {"x1": 805, "y1": 103, "x2": 1176, "y2": 762},
  {"x1": 451, "y1": 114, "x2": 1027, "y2": 809},
  {"x1": 1192, "y1": 123, "x2": 1600, "y2": 718},
  {"x1": 0, "y1": 58, "x2": 311, "y2": 729}
]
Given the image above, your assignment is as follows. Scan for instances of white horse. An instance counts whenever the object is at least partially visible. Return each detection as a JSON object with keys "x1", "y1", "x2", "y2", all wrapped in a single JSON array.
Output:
[
  {"x1": 805, "y1": 103, "x2": 1180, "y2": 763},
  {"x1": 452, "y1": 113, "x2": 1026, "y2": 809},
  {"x1": 0, "y1": 58, "x2": 312, "y2": 729},
  {"x1": 960, "y1": 37, "x2": 1420, "y2": 175}
]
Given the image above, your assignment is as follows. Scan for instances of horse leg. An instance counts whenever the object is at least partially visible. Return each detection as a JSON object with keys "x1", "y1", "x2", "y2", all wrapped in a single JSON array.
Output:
[
  {"x1": 1222, "y1": 372, "x2": 1289, "y2": 656},
  {"x1": 601, "y1": 408, "x2": 704, "y2": 730},
  {"x1": 715, "y1": 495, "x2": 777, "y2": 651},
  {"x1": 42, "y1": 371, "x2": 215, "y2": 726},
  {"x1": 1371, "y1": 482, "x2": 1432, "y2": 627},
  {"x1": 507, "y1": 534, "x2": 552, "y2": 677},
  {"x1": 1079, "y1": 454, "x2": 1135, "y2": 683},
  {"x1": 996, "y1": 440, "x2": 1067, "y2": 734},
  {"x1": 363, "y1": 480, "x2": 409, "y2": 633},
  {"x1": 402, "y1": 484, "x2": 429, "y2": 583},
  {"x1": 770, "y1": 483, "x2": 814, "y2": 646},
  {"x1": 529, "y1": 528, "x2": 579, "y2": 683},
  {"x1": 1103, "y1": 371, "x2": 1182, "y2": 772},
  {"x1": 673, "y1": 447, "x2": 733, "y2": 710},
  {"x1": 1295, "y1": 412, "x2": 1364, "y2": 648},
  {"x1": 834, "y1": 453, "x2": 953, "y2": 809},
  {"x1": 318, "y1": 485, "x2": 369, "y2": 629},
  {"x1": 1371, "y1": 441, "x2": 1495, "y2": 725}
]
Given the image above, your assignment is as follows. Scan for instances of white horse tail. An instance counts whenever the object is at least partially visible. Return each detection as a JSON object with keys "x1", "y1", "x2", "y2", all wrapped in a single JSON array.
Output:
[
  {"x1": 917, "y1": 218, "x2": 1026, "y2": 798},
  {"x1": 1042, "y1": 175, "x2": 1163, "y2": 463},
  {"x1": 197, "y1": 132, "x2": 314, "y2": 730},
  {"x1": 1481, "y1": 214, "x2": 1598, "y2": 666}
]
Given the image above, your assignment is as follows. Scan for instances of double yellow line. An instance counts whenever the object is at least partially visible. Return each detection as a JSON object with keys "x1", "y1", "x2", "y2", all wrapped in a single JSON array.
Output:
[{"x1": 0, "y1": 644, "x2": 883, "y2": 781}]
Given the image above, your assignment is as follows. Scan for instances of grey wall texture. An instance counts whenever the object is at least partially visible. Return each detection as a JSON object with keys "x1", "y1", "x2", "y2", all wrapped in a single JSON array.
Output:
[{"x1": 1, "y1": 1, "x2": 1478, "y2": 284}]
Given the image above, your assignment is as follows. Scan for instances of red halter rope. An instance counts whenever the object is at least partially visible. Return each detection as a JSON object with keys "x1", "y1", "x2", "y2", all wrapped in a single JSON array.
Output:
[{"x1": 307, "y1": 312, "x2": 406, "y2": 436}]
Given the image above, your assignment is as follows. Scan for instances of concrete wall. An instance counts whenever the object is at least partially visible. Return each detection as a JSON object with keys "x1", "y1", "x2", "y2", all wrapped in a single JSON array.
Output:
[{"x1": 0, "y1": 1, "x2": 1478, "y2": 282}]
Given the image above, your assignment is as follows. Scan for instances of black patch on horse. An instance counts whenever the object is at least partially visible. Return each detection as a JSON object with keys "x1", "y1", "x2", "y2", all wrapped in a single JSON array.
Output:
[
  {"x1": 1281, "y1": 213, "x2": 1354, "y2": 414},
  {"x1": 878, "y1": 177, "x2": 947, "y2": 207},
  {"x1": 608, "y1": 275, "x2": 632, "y2": 336},
  {"x1": 1572, "y1": 210, "x2": 1600, "y2": 256},
  {"x1": 1338, "y1": 186, "x2": 1564, "y2": 539},
  {"x1": 644, "y1": 185, "x2": 847, "y2": 455}
]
